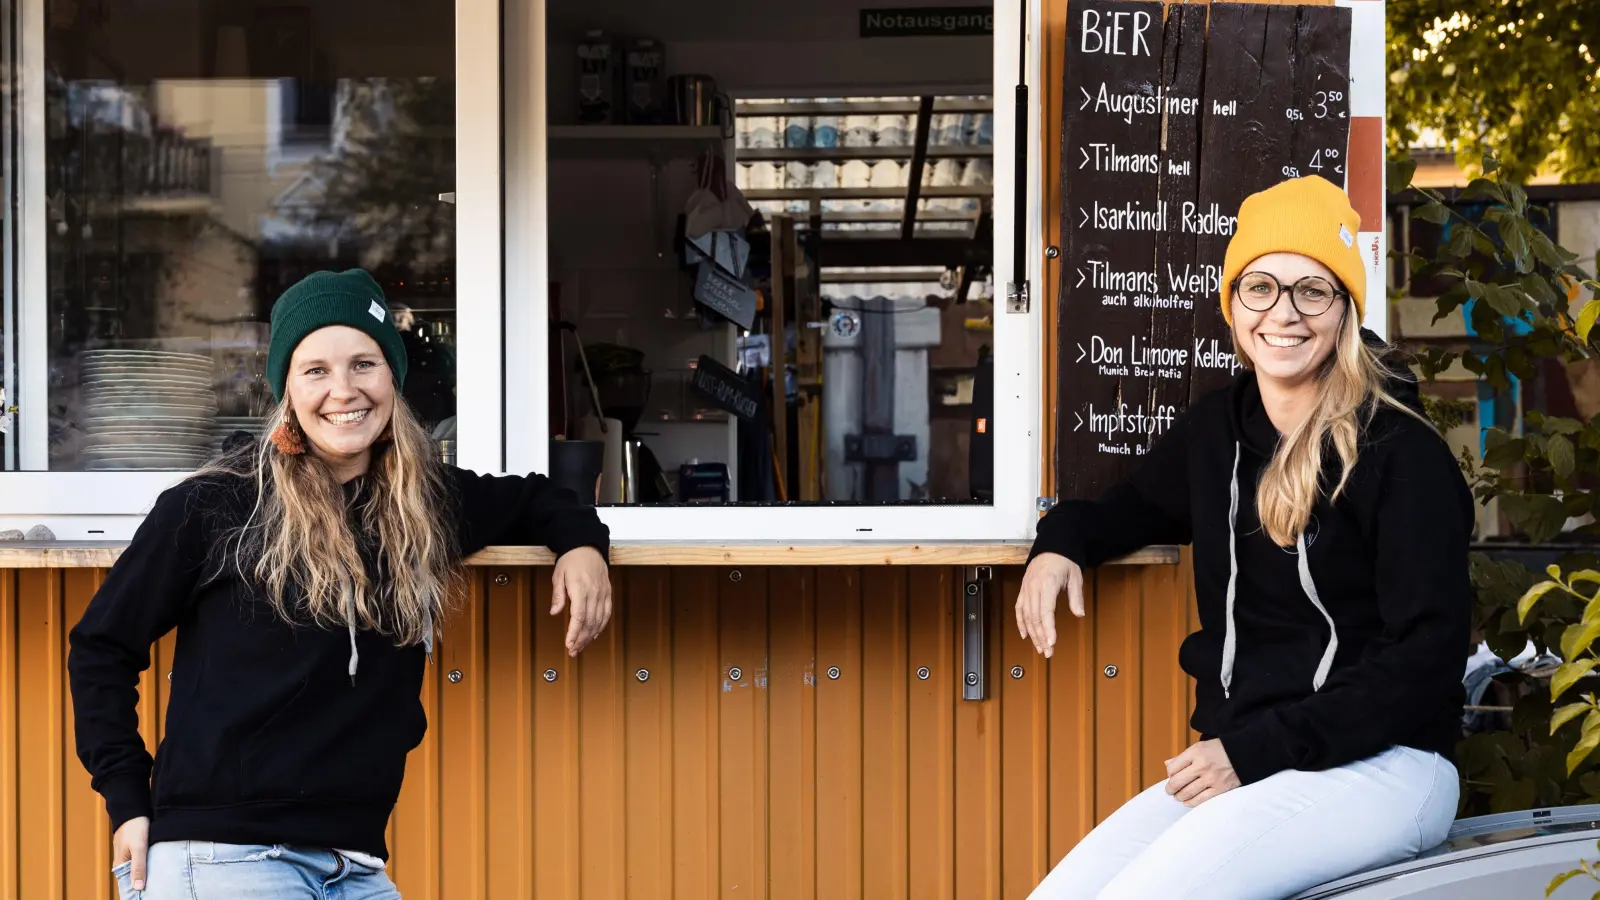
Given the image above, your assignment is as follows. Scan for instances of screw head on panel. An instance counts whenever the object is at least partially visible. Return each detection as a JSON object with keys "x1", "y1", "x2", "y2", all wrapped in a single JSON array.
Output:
[
  {"x1": 1103, "y1": 665, "x2": 1119, "y2": 678},
  {"x1": 448, "y1": 669, "x2": 463, "y2": 684},
  {"x1": 966, "y1": 582, "x2": 979, "y2": 596},
  {"x1": 1011, "y1": 666, "x2": 1025, "y2": 680},
  {"x1": 543, "y1": 668, "x2": 559, "y2": 683},
  {"x1": 636, "y1": 668, "x2": 650, "y2": 682},
  {"x1": 827, "y1": 666, "x2": 841, "y2": 680},
  {"x1": 729, "y1": 569, "x2": 742, "y2": 583},
  {"x1": 494, "y1": 573, "x2": 509, "y2": 586},
  {"x1": 916, "y1": 667, "x2": 930, "y2": 680},
  {"x1": 1045, "y1": 245, "x2": 1060, "y2": 259},
  {"x1": 964, "y1": 672, "x2": 979, "y2": 686},
  {"x1": 728, "y1": 667, "x2": 743, "y2": 681}
]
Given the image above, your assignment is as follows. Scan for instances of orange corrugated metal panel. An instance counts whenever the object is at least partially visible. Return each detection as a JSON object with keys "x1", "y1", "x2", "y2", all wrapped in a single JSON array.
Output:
[
  {"x1": 906, "y1": 568, "x2": 954, "y2": 900},
  {"x1": 813, "y1": 568, "x2": 863, "y2": 900},
  {"x1": 3, "y1": 562, "x2": 1196, "y2": 900},
  {"x1": 767, "y1": 568, "x2": 818, "y2": 900},
  {"x1": 859, "y1": 568, "x2": 908, "y2": 897}
]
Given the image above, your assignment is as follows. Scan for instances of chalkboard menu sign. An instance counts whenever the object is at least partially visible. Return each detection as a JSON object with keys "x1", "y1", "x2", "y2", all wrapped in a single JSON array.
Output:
[{"x1": 1056, "y1": 1, "x2": 1352, "y2": 501}]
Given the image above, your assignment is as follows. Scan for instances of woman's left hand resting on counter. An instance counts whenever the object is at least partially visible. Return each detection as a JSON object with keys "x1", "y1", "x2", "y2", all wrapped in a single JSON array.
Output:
[
  {"x1": 1164, "y1": 739, "x2": 1240, "y2": 808},
  {"x1": 552, "y1": 547, "x2": 613, "y2": 656},
  {"x1": 1015, "y1": 552, "x2": 1085, "y2": 659}
]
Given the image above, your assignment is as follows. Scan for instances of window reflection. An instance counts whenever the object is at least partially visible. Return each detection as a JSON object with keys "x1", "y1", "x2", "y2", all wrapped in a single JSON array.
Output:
[{"x1": 26, "y1": 0, "x2": 457, "y2": 471}]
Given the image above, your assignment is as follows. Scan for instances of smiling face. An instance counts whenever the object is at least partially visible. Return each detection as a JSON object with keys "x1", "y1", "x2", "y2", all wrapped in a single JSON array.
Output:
[
  {"x1": 1230, "y1": 252, "x2": 1349, "y2": 391},
  {"x1": 285, "y1": 326, "x2": 394, "y2": 480}
]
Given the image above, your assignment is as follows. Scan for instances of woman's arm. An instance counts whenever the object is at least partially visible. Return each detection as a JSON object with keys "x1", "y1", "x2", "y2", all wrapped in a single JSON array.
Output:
[
  {"x1": 448, "y1": 468, "x2": 611, "y2": 560},
  {"x1": 1218, "y1": 429, "x2": 1474, "y2": 783},
  {"x1": 1028, "y1": 406, "x2": 1194, "y2": 568},
  {"x1": 67, "y1": 481, "x2": 213, "y2": 831}
]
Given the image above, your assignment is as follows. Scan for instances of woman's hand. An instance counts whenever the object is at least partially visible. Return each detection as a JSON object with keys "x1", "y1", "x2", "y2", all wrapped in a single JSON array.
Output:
[
  {"x1": 113, "y1": 816, "x2": 149, "y2": 891},
  {"x1": 1015, "y1": 552, "x2": 1085, "y2": 658},
  {"x1": 552, "y1": 547, "x2": 613, "y2": 656},
  {"x1": 1164, "y1": 740, "x2": 1241, "y2": 807}
]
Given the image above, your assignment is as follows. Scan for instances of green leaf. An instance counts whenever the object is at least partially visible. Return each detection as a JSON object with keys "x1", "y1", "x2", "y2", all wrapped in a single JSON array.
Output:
[
  {"x1": 1507, "y1": 182, "x2": 1529, "y2": 216},
  {"x1": 1544, "y1": 418, "x2": 1588, "y2": 437},
  {"x1": 1554, "y1": 701, "x2": 1592, "y2": 735},
  {"x1": 1521, "y1": 580, "x2": 1564, "y2": 624},
  {"x1": 1463, "y1": 177, "x2": 1508, "y2": 205},
  {"x1": 1522, "y1": 274, "x2": 1559, "y2": 308},
  {"x1": 1564, "y1": 620, "x2": 1600, "y2": 661},
  {"x1": 1581, "y1": 302, "x2": 1600, "y2": 345},
  {"x1": 1554, "y1": 659, "x2": 1600, "y2": 702},
  {"x1": 1483, "y1": 282, "x2": 1527, "y2": 318},
  {"x1": 1546, "y1": 868, "x2": 1584, "y2": 897},
  {"x1": 1504, "y1": 220, "x2": 1534, "y2": 274},
  {"x1": 1570, "y1": 712, "x2": 1600, "y2": 774},
  {"x1": 1552, "y1": 435, "x2": 1577, "y2": 479},
  {"x1": 1413, "y1": 201, "x2": 1451, "y2": 225},
  {"x1": 1482, "y1": 153, "x2": 1500, "y2": 175},
  {"x1": 1491, "y1": 775, "x2": 1537, "y2": 812},
  {"x1": 1571, "y1": 570, "x2": 1600, "y2": 588},
  {"x1": 1447, "y1": 226, "x2": 1478, "y2": 260},
  {"x1": 1483, "y1": 438, "x2": 1529, "y2": 471},
  {"x1": 1388, "y1": 158, "x2": 1418, "y2": 191},
  {"x1": 1533, "y1": 231, "x2": 1567, "y2": 270}
]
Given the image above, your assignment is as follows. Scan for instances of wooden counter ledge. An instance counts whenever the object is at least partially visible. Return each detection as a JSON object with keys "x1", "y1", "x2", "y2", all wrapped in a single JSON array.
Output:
[{"x1": 0, "y1": 541, "x2": 1179, "y2": 569}]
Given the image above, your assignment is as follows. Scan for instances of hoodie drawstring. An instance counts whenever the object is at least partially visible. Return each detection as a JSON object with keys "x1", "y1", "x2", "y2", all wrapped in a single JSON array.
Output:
[
  {"x1": 346, "y1": 591, "x2": 360, "y2": 683},
  {"x1": 1220, "y1": 441, "x2": 1338, "y2": 699},
  {"x1": 346, "y1": 598, "x2": 435, "y2": 684}
]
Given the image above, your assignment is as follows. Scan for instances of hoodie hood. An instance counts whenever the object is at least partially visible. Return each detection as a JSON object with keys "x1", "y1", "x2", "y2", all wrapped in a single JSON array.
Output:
[{"x1": 1227, "y1": 327, "x2": 1423, "y2": 458}]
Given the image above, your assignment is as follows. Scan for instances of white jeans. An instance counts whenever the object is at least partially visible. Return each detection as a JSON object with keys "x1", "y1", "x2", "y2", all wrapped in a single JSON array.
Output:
[{"x1": 1027, "y1": 745, "x2": 1459, "y2": 900}]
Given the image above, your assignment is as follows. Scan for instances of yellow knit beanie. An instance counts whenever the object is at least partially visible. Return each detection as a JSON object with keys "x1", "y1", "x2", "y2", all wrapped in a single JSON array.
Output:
[{"x1": 1219, "y1": 175, "x2": 1365, "y2": 325}]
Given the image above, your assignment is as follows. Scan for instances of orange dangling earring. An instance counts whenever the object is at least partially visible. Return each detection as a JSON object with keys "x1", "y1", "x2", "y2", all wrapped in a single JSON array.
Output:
[{"x1": 270, "y1": 417, "x2": 306, "y2": 455}]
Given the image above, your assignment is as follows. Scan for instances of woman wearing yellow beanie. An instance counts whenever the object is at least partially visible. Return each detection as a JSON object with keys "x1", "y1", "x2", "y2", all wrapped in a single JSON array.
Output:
[{"x1": 1017, "y1": 176, "x2": 1473, "y2": 899}]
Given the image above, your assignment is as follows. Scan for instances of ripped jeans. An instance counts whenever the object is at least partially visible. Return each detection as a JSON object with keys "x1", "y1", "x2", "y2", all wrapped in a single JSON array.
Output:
[{"x1": 116, "y1": 841, "x2": 401, "y2": 900}]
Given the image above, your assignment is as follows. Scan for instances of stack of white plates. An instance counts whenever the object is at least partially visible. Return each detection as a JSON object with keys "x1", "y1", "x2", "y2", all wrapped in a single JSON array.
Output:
[{"x1": 79, "y1": 350, "x2": 218, "y2": 470}]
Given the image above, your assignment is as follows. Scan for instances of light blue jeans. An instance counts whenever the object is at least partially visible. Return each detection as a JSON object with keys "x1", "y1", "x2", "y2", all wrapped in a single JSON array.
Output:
[
  {"x1": 1027, "y1": 745, "x2": 1460, "y2": 900},
  {"x1": 115, "y1": 841, "x2": 402, "y2": 900}
]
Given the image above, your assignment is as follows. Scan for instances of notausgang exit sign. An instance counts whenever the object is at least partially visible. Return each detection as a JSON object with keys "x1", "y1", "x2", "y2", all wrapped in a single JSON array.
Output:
[{"x1": 859, "y1": 7, "x2": 993, "y2": 38}]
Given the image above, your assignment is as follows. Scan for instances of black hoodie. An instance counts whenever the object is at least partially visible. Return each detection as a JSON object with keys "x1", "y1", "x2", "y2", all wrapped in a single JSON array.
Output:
[
  {"x1": 67, "y1": 465, "x2": 610, "y2": 859},
  {"x1": 1031, "y1": 347, "x2": 1473, "y2": 784}
]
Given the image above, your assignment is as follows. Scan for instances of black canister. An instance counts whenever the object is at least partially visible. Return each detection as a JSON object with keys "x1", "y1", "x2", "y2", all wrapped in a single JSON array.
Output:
[{"x1": 549, "y1": 439, "x2": 606, "y2": 505}]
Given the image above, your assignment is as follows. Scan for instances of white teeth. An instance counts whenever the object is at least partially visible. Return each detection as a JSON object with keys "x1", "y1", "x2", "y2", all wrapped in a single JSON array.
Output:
[
  {"x1": 324, "y1": 410, "x2": 370, "y2": 425},
  {"x1": 1261, "y1": 335, "x2": 1308, "y2": 348}
]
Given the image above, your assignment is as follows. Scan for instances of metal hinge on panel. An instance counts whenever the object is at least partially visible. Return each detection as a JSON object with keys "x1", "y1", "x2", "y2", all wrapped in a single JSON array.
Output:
[
  {"x1": 962, "y1": 565, "x2": 993, "y2": 701},
  {"x1": 1036, "y1": 496, "x2": 1056, "y2": 511},
  {"x1": 1005, "y1": 280, "x2": 1030, "y2": 314}
]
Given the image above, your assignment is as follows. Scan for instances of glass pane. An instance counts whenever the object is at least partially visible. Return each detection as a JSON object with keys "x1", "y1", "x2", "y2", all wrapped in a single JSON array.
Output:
[
  {"x1": 546, "y1": 70, "x2": 994, "y2": 505},
  {"x1": 9, "y1": 0, "x2": 457, "y2": 470}
]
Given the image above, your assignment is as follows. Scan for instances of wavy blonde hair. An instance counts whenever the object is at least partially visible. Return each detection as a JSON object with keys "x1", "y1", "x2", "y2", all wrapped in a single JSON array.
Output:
[
  {"x1": 197, "y1": 397, "x2": 461, "y2": 645},
  {"x1": 1236, "y1": 298, "x2": 1433, "y2": 548}
]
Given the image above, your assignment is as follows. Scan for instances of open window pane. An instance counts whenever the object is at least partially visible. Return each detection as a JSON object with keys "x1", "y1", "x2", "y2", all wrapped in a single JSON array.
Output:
[
  {"x1": 540, "y1": 0, "x2": 998, "y2": 506},
  {"x1": 5, "y1": 0, "x2": 460, "y2": 471}
]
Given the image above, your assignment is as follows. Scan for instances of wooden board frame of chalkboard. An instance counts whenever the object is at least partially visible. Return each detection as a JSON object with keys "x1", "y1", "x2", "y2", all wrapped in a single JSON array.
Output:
[{"x1": 1048, "y1": 0, "x2": 1354, "y2": 503}]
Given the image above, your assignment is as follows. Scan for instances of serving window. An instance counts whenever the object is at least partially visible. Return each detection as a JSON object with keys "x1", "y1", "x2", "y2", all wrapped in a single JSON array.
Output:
[{"x1": 502, "y1": 0, "x2": 1042, "y2": 541}]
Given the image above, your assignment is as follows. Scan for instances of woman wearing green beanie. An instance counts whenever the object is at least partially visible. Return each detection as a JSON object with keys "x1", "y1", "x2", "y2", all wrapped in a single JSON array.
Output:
[
  {"x1": 1017, "y1": 177, "x2": 1473, "y2": 898},
  {"x1": 67, "y1": 269, "x2": 613, "y2": 898}
]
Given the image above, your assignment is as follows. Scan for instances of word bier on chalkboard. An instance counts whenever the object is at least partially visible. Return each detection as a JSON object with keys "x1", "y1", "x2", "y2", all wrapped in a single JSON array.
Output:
[{"x1": 1056, "y1": 0, "x2": 1351, "y2": 501}]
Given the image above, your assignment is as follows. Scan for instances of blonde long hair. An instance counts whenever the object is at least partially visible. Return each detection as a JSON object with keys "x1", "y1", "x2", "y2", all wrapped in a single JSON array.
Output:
[
  {"x1": 1239, "y1": 305, "x2": 1432, "y2": 547},
  {"x1": 197, "y1": 398, "x2": 461, "y2": 645}
]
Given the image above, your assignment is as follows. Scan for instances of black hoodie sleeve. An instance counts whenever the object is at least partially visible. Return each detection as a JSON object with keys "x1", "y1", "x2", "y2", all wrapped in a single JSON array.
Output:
[
  {"x1": 448, "y1": 467, "x2": 611, "y2": 560},
  {"x1": 1028, "y1": 406, "x2": 1194, "y2": 568},
  {"x1": 1218, "y1": 426, "x2": 1473, "y2": 784},
  {"x1": 68, "y1": 480, "x2": 213, "y2": 831}
]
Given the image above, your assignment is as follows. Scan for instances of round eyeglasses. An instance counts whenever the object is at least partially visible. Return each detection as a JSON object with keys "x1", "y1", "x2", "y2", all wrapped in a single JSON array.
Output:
[{"x1": 1231, "y1": 272, "x2": 1348, "y2": 317}]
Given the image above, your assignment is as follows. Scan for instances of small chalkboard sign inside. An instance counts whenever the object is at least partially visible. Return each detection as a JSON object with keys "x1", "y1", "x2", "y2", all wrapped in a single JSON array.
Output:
[
  {"x1": 690, "y1": 355, "x2": 763, "y2": 422},
  {"x1": 693, "y1": 261, "x2": 758, "y2": 330}
]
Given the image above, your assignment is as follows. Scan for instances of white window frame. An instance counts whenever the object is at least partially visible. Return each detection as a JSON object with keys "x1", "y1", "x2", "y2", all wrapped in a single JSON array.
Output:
[
  {"x1": 503, "y1": 0, "x2": 1045, "y2": 543},
  {"x1": 0, "y1": 0, "x2": 506, "y2": 538}
]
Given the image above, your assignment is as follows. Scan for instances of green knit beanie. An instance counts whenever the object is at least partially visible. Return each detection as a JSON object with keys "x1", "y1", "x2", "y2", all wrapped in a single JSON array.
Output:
[{"x1": 266, "y1": 269, "x2": 409, "y2": 403}]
